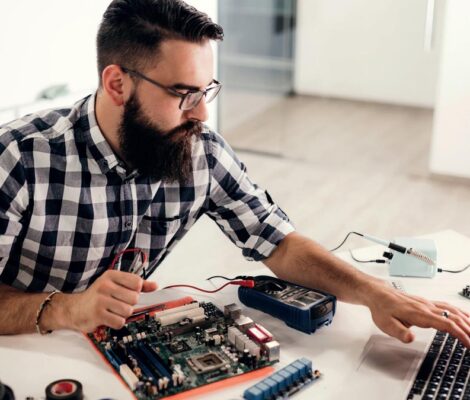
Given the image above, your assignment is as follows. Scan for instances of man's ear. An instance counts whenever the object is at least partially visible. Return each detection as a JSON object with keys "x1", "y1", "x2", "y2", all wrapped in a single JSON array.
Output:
[{"x1": 101, "y1": 65, "x2": 128, "y2": 107}]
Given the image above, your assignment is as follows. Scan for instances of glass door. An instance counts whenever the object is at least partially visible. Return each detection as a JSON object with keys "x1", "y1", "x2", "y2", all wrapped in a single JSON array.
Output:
[{"x1": 217, "y1": 0, "x2": 296, "y2": 156}]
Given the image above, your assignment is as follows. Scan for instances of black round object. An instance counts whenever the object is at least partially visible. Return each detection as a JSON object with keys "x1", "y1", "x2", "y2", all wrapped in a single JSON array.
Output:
[
  {"x1": 0, "y1": 381, "x2": 15, "y2": 400},
  {"x1": 45, "y1": 379, "x2": 83, "y2": 400}
]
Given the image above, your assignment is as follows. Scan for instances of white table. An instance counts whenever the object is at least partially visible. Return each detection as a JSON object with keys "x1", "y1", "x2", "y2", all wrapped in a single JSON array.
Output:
[{"x1": 1, "y1": 230, "x2": 469, "y2": 399}]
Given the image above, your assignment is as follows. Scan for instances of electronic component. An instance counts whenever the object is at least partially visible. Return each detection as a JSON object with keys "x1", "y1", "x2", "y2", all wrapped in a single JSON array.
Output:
[
  {"x1": 224, "y1": 303, "x2": 242, "y2": 320},
  {"x1": 460, "y1": 285, "x2": 470, "y2": 300},
  {"x1": 187, "y1": 352, "x2": 226, "y2": 374},
  {"x1": 87, "y1": 300, "x2": 280, "y2": 399},
  {"x1": 238, "y1": 275, "x2": 336, "y2": 334},
  {"x1": 263, "y1": 341, "x2": 280, "y2": 362},
  {"x1": 243, "y1": 357, "x2": 320, "y2": 400}
]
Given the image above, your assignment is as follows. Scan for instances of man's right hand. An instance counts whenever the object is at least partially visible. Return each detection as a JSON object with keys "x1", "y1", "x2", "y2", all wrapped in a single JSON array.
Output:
[{"x1": 68, "y1": 270, "x2": 158, "y2": 332}]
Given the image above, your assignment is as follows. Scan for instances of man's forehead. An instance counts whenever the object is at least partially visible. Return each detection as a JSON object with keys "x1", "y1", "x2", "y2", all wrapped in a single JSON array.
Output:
[{"x1": 150, "y1": 39, "x2": 214, "y2": 89}]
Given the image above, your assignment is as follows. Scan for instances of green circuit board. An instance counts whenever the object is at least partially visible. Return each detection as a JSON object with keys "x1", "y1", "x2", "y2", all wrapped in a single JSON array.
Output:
[{"x1": 87, "y1": 301, "x2": 279, "y2": 399}]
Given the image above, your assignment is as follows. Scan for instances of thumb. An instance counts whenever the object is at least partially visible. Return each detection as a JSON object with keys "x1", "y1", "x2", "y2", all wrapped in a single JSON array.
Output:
[
  {"x1": 142, "y1": 280, "x2": 158, "y2": 292},
  {"x1": 386, "y1": 318, "x2": 415, "y2": 343}
]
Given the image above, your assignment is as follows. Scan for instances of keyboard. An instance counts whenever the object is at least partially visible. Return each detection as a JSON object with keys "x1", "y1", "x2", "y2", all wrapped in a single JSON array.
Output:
[{"x1": 408, "y1": 331, "x2": 469, "y2": 399}]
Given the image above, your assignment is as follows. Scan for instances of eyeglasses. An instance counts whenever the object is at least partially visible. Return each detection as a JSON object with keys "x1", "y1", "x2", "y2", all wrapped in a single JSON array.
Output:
[{"x1": 121, "y1": 66, "x2": 222, "y2": 111}]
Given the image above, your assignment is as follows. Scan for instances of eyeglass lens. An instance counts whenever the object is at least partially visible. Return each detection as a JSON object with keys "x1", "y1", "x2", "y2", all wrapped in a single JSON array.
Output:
[{"x1": 181, "y1": 85, "x2": 221, "y2": 111}]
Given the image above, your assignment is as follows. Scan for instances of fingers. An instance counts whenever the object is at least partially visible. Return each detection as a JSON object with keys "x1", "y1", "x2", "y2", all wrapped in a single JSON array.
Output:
[
  {"x1": 142, "y1": 280, "x2": 158, "y2": 292},
  {"x1": 433, "y1": 300, "x2": 470, "y2": 319},
  {"x1": 105, "y1": 297, "x2": 134, "y2": 319},
  {"x1": 106, "y1": 270, "x2": 144, "y2": 291},
  {"x1": 386, "y1": 318, "x2": 415, "y2": 344},
  {"x1": 408, "y1": 305, "x2": 470, "y2": 348},
  {"x1": 370, "y1": 289, "x2": 470, "y2": 348},
  {"x1": 76, "y1": 270, "x2": 159, "y2": 331}
]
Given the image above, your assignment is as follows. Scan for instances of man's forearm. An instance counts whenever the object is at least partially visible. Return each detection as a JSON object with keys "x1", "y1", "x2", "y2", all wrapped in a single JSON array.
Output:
[
  {"x1": 264, "y1": 232, "x2": 386, "y2": 306},
  {"x1": 0, "y1": 284, "x2": 74, "y2": 335}
]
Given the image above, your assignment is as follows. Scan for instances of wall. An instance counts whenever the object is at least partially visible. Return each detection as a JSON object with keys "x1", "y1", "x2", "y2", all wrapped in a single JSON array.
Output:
[
  {"x1": 0, "y1": 0, "x2": 218, "y2": 129},
  {"x1": 294, "y1": 0, "x2": 443, "y2": 107},
  {"x1": 429, "y1": 1, "x2": 470, "y2": 178}
]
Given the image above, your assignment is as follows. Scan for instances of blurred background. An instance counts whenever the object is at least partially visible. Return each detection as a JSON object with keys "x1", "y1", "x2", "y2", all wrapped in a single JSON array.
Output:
[{"x1": 1, "y1": 0, "x2": 469, "y2": 278}]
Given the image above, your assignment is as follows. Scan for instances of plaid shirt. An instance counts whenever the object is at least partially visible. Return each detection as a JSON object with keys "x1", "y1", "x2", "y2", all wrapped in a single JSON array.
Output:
[{"x1": 0, "y1": 94, "x2": 294, "y2": 293}]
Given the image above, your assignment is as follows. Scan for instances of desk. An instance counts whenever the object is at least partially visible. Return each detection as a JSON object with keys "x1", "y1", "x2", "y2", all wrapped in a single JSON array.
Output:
[{"x1": 1, "y1": 230, "x2": 469, "y2": 399}]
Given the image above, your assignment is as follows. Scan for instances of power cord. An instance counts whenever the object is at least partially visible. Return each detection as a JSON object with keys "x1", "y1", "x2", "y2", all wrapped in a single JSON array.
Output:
[
  {"x1": 329, "y1": 231, "x2": 363, "y2": 252},
  {"x1": 438, "y1": 264, "x2": 470, "y2": 274},
  {"x1": 348, "y1": 249, "x2": 387, "y2": 264}
]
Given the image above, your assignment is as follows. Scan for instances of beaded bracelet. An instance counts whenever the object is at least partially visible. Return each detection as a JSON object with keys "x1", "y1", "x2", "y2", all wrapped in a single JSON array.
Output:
[{"x1": 35, "y1": 290, "x2": 60, "y2": 335}]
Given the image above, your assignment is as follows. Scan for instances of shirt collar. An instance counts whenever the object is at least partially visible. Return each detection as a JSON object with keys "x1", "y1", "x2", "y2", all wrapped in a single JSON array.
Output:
[{"x1": 78, "y1": 92, "x2": 125, "y2": 175}]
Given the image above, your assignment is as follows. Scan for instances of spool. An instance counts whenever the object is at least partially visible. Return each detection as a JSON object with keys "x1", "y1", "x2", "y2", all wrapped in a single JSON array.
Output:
[
  {"x1": 0, "y1": 380, "x2": 15, "y2": 400},
  {"x1": 45, "y1": 379, "x2": 83, "y2": 400}
]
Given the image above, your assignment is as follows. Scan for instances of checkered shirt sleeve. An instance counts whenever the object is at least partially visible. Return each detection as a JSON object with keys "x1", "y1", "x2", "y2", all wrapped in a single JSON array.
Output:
[{"x1": 206, "y1": 133, "x2": 295, "y2": 261}]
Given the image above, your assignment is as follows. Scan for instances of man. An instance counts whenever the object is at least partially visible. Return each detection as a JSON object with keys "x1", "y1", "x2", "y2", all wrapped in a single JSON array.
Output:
[{"x1": 0, "y1": 0, "x2": 469, "y2": 348}]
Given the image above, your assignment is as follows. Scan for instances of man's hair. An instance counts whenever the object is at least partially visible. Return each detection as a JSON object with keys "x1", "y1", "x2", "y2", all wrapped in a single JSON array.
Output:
[{"x1": 96, "y1": 0, "x2": 224, "y2": 85}]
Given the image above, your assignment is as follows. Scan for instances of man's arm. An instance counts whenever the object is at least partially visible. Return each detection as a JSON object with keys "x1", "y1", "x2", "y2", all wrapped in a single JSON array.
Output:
[
  {"x1": 0, "y1": 270, "x2": 157, "y2": 335},
  {"x1": 264, "y1": 232, "x2": 470, "y2": 347}
]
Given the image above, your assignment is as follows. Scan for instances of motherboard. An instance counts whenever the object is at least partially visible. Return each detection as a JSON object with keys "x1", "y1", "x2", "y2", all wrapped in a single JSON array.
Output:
[{"x1": 87, "y1": 299, "x2": 280, "y2": 399}]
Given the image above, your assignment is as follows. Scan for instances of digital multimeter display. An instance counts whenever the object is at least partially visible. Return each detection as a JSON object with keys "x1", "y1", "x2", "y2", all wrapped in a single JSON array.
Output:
[{"x1": 238, "y1": 276, "x2": 336, "y2": 334}]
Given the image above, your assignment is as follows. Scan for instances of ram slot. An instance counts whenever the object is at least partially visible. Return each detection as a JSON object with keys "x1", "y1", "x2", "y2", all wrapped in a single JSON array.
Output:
[
  {"x1": 138, "y1": 342, "x2": 172, "y2": 381},
  {"x1": 104, "y1": 349, "x2": 122, "y2": 370},
  {"x1": 127, "y1": 347, "x2": 161, "y2": 382}
]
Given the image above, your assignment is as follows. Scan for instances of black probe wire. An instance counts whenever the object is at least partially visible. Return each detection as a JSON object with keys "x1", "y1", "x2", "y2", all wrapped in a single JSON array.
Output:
[
  {"x1": 329, "y1": 231, "x2": 364, "y2": 252},
  {"x1": 206, "y1": 275, "x2": 253, "y2": 281},
  {"x1": 348, "y1": 249, "x2": 387, "y2": 264}
]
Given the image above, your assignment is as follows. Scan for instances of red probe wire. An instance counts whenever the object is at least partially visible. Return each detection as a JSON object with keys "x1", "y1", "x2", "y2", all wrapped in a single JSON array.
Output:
[{"x1": 163, "y1": 279, "x2": 255, "y2": 293}]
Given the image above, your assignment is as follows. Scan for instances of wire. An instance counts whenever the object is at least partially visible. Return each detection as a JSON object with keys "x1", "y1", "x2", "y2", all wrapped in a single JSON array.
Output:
[
  {"x1": 329, "y1": 231, "x2": 364, "y2": 252},
  {"x1": 206, "y1": 275, "x2": 253, "y2": 281},
  {"x1": 438, "y1": 264, "x2": 470, "y2": 274},
  {"x1": 163, "y1": 280, "x2": 255, "y2": 293},
  {"x1": 348, "y1": 249, "x2": 387, "y2": 264}
]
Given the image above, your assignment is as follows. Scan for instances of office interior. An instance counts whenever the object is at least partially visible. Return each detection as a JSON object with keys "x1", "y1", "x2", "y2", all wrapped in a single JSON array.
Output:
[{"x1": 0, "y1": 0, "x2": 469, "y2": 281}]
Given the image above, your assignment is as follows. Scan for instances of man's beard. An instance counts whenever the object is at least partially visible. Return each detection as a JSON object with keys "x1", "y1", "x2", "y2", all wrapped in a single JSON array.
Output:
[{"x1": 118, "y1": 92, "x2": 203, "y2": 183}]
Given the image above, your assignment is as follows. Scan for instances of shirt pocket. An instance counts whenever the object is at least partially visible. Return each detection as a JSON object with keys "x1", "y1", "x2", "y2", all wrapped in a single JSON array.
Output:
[{"x1": 135, "y1": 210, "x2": 191, "y2": 267}]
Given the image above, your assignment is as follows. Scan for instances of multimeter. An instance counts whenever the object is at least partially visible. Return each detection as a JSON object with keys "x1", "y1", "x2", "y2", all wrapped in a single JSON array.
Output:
[{"x1": 238, "y1": 275, "x2": 336, "y2": 334}]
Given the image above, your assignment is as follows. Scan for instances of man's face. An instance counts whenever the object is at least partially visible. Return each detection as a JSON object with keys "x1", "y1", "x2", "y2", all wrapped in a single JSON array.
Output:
[{"x1": 118, "y1": 39, "x2": 214, "y2": 183}]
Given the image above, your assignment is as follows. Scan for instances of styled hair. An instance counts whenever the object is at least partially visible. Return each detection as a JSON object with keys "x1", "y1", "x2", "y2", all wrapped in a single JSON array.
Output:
[{"x1": 96, "y1": 0, "x2": 223, "y2": 84}]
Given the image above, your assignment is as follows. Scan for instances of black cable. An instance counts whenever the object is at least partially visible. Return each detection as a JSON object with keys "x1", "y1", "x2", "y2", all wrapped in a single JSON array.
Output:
[
  {"x1": 348, "y1": 249, "x2": 387, "y2": 264},
  {"x1": 438, "y1": 264, "x2": 470, "y2": 274},
  {"x1": 329, "y1": 231, "x2": 364, "y2": 252},
  {"x1": 206, "y1": 275, "x2": 252, "y2": 281}
]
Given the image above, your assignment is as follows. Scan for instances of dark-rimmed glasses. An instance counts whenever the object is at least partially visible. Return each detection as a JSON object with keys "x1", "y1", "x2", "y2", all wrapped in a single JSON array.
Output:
[{"x1": 121, "y1": 66, "x2": 222, "y2": 111}]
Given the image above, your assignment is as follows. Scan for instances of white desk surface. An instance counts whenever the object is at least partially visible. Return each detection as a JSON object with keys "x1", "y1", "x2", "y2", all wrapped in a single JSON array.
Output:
[{"x1": 1, "y1": 230, "x2": 469, "y2": 399}]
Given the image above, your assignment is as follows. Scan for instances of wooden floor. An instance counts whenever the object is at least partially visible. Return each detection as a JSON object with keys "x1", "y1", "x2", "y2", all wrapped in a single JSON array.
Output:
[{"x1": 155, "y1": 95, "x2": 470, "y2": 283}]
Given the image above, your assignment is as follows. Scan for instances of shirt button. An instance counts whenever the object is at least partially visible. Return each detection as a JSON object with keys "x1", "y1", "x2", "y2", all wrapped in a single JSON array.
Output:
[{"x1": 125, "y1": 221, "x2": 132, "y2": 228}]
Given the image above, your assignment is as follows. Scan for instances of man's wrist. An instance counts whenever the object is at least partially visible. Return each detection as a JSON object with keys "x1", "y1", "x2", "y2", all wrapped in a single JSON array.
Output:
[
  {"x1": 40, "y1": 292, "x2": 77, "y2": 332},
  {"x1": 354, "y1": 277, "x2": 390, "y2": 308}
]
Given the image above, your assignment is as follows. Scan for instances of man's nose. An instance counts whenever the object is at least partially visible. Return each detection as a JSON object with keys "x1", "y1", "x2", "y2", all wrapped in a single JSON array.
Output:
[{"x1": 185, "y1": 97, "x2": 209, "y2": 122}]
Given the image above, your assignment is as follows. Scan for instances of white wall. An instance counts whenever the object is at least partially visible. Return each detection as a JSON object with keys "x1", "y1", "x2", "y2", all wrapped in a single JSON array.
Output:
[
  {"x1": 429, "y1": 1, "x2": 470, "y2": 178},
  {"x1": 0, "y1": 0, "x2": 218, "y2": 129},
  {"x1": 294, "y1": 0, "x2": 443, "y2": 107},
  {"x1": 0, "y1": 1, "x2": 109, "y2": 110}
]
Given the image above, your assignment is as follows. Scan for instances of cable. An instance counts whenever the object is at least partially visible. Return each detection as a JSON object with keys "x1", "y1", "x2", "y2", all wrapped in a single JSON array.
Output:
[
  {"x1": 163, "y1": 279, "x2": 255, "y2": 293},
  {"x1": 206, "y1": 275, "x2": 253, "y2": 281},
  {"x1": 329, "y1": 231, "x2": 364, "y2": 252},
  {"x1": 348, "y1": 249, "x2": 387, "y2": 264},
  {"x1": 438, "y1": 264, "x2": 470, "y2": 274}
]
